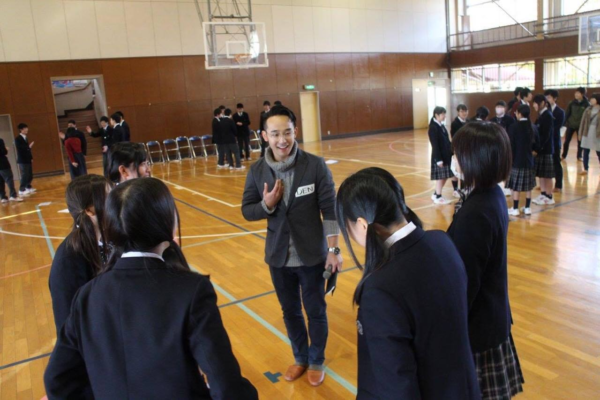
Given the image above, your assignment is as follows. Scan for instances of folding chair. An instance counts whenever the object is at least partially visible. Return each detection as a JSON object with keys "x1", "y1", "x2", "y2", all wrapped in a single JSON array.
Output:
[
  {"x1": 146, "y1": 141, "x2": 165, "y2": 164},
  {"x1": 188, "y1": 136, "x2": 203, "y2": 158},
  {"x1": 250, "y1": 130, "x2": 263, "y2": 153},
  {"x1": 200, "y1": 135, "x2": 218, "y2": 158},
  {"x1": 163, "y1": 139, "x2": 181, "y2": 162},
  {"x1": 176, "y1": 136, "x2": 193, "y2": 159}
]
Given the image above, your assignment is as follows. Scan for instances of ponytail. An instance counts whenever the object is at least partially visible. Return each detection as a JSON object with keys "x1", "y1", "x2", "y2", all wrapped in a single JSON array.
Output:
[
  {"x1": 67, "y1": 211, "x2": 103, "y2": 273},
  {"x1": 353, "y1": 224, "x2": 388, "y2": 304}
]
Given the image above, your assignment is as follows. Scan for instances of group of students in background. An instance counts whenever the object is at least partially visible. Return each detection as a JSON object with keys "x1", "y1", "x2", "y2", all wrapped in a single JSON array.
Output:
[
  {"x1": 42, "y1": 104, "x2": 523, "y2": 399},
  {"x1": 429, "y1": 86, "x2": 600, "y2": 215}
]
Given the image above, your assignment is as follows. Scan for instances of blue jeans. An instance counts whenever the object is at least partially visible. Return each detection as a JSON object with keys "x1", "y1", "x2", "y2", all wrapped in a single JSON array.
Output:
[
  {"x1": 583, "y1": 148, "x2": 600, "y2": 171},
  {"x1": 269, "y1": 264, "x2": 328, "y2": 366}
]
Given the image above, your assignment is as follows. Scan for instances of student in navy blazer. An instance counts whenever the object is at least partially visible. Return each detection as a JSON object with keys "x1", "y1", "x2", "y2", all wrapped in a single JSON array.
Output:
[
  {"x1": 15, "y1": 123, "x2": 35, "y2": 195},
  {"x1": 544, "y1": 90, "x2": 566, "y2": 191},
  {"x1": 44, "y1": 178, "x2": 257, "y2": 400},
  {"x1": 336, "y1": 168, "x2": 480, "y2": 400}
]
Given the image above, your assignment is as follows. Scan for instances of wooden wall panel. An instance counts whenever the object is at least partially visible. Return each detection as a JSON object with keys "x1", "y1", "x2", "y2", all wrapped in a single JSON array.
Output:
[
  {"x1": 352, "y1": 53, "x2": 370, "y2": 91},
  {"x1": 369, "y1": 54, "x2": 385, "y2": 90},
  {"x1": 7, "y1": 63, "x2": 47, "y2": 116},
  {"x1": 254, "y1": 58, "x2": 278, "y2": 96},
  {"x1": 183, "y1": 57, "x2": 211, "y2": 102},
  {"x1": 353, "y1": 90, "x2": 371, "y2": 133},
  {"x1": 232, "y1": 69, "x2": 257, "y2": 99},
  {"x1": 295, "y1": 54, "x2": 317, "y2": 93},
  {"x1": 39, "y1": 61, "x2": 74, "y2": 113},
  {"x1": 275, "y1": 54, "x2": 298, "y2": 95},
  {"x1": 315, "y1": 54, "x2": 335, "y2": 92},
  {"x1": 334, "y1": 54, "x2": 353, "y2": 91},
  {"x1": 187, "y1": 99, "x2": 212, "y2": 136},
  {"x1": 209, "y1": 69, "x2": 235, "y2": 100},
  {"x1": 0, "y1": 64, "x2": 13, "y2": 114},
  {"x1": 319, "y1": 90, "x2": 338, "y2": 136},
  {"x1": 130, "y1": 58, "x2": 161, "y2": 106},
  {"x1": 335, "y1": 90, "x2": 355, "y2": 135},
  {"x1": 158, "y1": 57, "x2": 187, "y2": 103},
  {"x1": 385, "y1": 89, "x2": 402, "y2": 128}
]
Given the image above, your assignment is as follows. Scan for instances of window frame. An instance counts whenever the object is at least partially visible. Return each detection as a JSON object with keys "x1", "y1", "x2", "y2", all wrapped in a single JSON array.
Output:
[{"x1": 451, "y1": 61, "x2": 536, "y2": 94}]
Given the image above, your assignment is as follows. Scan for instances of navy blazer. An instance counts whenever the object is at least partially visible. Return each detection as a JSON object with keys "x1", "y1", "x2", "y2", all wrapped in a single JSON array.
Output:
[
  {"x1": 357, "y1": 228, "x2": 480, "y2": 400},
  {"x1": 427, "y1": 119, "x2": 452, "y2": 165},
  {"x1": 14, "y1": 135, "x2": 33, "y2": 164},
  {"x1": 121, "y1": 121, "x2": 131, "y2": 142},
  {"x1": 242, "y1": 148, "x2": 336, "y2": 268},
  {"x1": 450, "y1": 117, "x2": 466, "y2": 138},
  {"x1": 508, "y1": 121, "x2": 540, "y2": 169},
  {"x1": 90, "y1": 126, "x2": 114, "y2": 149},
  {"x1": 232, "y1": 112, "x2": 251, "y2": 136},
  {"x1": 447, "y1": 185, "x2": 512, "y2": 353},
  {"x1": 491, "y1": 114, "x2": 515, "y2": 132},
  {"x1": 551, "y1": 105, "x2": 566, "y2": 151},
  {"x1": 44, "y1": 257, "x2": 258, "y2": 400},
  {"x1": 111, "y1": 125, "x2": 125, "y2": 144},
  {"x1": 535, "y1": 109, "x2": 555, "y2": 155},
  {"x1": 0, "y1": 138, "x2": 10, "y2": 170}
]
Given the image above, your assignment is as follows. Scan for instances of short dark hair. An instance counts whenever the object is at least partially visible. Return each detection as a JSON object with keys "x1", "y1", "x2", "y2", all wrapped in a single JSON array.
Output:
[
  {"x1": 116, "y1": 111, "x2": 124, "y2": 118},
  {"x1": 100, "y1": 116, "x2": 109, "y2": 123},
  {"x1": 589, "y1": 93, "x2": 600, "y2": 104},
  {"x1": 520, "y1": 88, "x2": 531, "y2": 99},
  {"x1": 213, "y1": 108, "x2": 221, "y2": 117},
  {"x1": 514, "y1": 87, "x2": 523, "y2": 96},
  {"x1": 107, "y1": 142, "x2": 147, "y2": 184},
  {"x1": 496, "y1": 100, "x2": 507, "y2": 107},
  {"x1": 224, "y1": 108, "x2": 232, "y2": 116},
  {"x1": 433, "y1": 106, "x2": 446, "y2": 117},
  {"x1": 516, "y1": 104, "x2": 531, "y2": 119},
  {"x1": 263, "y1": 100, "x2": 271, "y2": 106},
  {"x1": 576, "y1": 87, "x2": 587, "y2": 95},
  {"x1": 475, "y1": 106, "x2": 490, "y2": 120},
  {"x1": 18, "y1": 123, "x2": 28, "y2": 131},
  {"x1": 264, "y1": 105, "x2": 297, "y2": 129},
  {"x1": 532, "y1": 94, "x2": 547, "y2": 108},
  {"x1": 110, "y1": 113, "x2": 122, "y2": 123},
  {"x1": 544, "y1": 89, "x2": 559, "y2": 99},
  {"x1": 236, "y1": 103, "x2": 243, "y2": 109},
  {"x1": 68, "y1": 119, "x2": 76, "y2": 125},
  {"x1": 274, "y1": 100, "x2": 283, "y2": 106},
  {"x1": 457, "y1": 104, "x2": 468, "y2": 112},
  {"x1": 452, "y1": 122, "x2": 511, "y2": 189},
  {"x1": 219, "y1": 105, "x2": 226, "y2": 110}
]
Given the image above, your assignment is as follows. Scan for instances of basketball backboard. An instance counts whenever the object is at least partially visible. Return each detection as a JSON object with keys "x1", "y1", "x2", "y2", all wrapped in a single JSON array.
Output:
[
  {"x1": 203, "y1": 22, "x2": 269, "y2": 70},
  {"x1": 579, "y1": 13, "x2": 600, "y2": 54}
]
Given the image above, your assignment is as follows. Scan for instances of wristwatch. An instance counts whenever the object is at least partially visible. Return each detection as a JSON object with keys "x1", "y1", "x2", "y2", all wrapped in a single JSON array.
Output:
[{"x1": 328, "y1": 247, "x2": 341, "y2": 255}]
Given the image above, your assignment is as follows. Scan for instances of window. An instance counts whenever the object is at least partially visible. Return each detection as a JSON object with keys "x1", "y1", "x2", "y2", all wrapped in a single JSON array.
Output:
[
  {"x1": 544, "y1": 55, "x2": 600, "y2": 88},
  {"x1": 562, "y1": 0, "x2": 600, "y2": 16},
  {"x1": 466, "y1": 0, "x2": 537, "y2": 32},
  {"x1": 451, "y1": 61, "x2": 535, "y2": 93}
]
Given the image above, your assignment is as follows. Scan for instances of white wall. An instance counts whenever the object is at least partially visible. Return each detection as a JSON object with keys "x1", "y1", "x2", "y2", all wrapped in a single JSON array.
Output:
[{"x1": 0, "y1": 0, "x2": 447, "y2": 63}]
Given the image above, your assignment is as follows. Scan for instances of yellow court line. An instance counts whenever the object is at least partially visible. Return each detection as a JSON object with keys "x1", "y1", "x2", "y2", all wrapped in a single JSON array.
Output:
[
  {"x1": 158, "y1": 178, "x2": 242, "y2": 208},
  {"x1": 0, "y1": 210, "x2": 39, "y2": 221}
]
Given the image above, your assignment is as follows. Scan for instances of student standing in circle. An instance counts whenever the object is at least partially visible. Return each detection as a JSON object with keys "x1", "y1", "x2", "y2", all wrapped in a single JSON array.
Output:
[{"x1": 428, "y1": 106, "x2": 459, "y2": 204}]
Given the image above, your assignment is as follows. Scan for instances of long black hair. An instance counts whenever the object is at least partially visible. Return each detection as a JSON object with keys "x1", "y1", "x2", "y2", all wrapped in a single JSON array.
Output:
[
  {"x1": 65, "y1": 174, "x2": 112, "y2": 274},
  {"x1": 516, "y1": 104, "x2": 535, "y2": 144},
  {"x1": 108, "y1": 142, "x2": 147, "y2": 183},
  {"x1": 103, "y1": 177, "x2": 188, "y2": 272},
  {"x1": 336, "y1": 169, "x2": 420, "y2": 305},
  {"x1": 474, "y1": 106, "x2": 489, "y2": 121}
]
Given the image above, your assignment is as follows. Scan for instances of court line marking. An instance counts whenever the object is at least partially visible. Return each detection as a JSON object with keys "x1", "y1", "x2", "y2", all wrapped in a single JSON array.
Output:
[
  {"x1": 0, "y1": 263, "x2": 52, "y2": 280},
  {"x1": 36, "y1": 205, "x2": 55, "y2": 259},
  {"x1": 326, "y1": 156, "x2": 425, "y2": 170},
  {"x1": 0, "y1": 210, "x2": 39, "y2": 220},
  {"x1": 0, "y1": 353, "x2": 53, "y2": 371},
  {"x1": 189, "y1": 262, "x2": 358, "y2": 395},
  {"x1": 159, "y1": 178, "x2": 241, "y2": 208}
]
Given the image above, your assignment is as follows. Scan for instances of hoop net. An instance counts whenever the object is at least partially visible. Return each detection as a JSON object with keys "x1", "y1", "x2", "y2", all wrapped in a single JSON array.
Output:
[{"x1": 234, "y1": 53, "x2": 253, "y2": 69}]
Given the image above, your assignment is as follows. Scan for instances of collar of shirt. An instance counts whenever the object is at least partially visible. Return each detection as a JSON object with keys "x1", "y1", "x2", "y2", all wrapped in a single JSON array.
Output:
[
  {"x1": 384, "y1": 222, "x2": 417, "y2": 249},
  {"x1": 496, "y1": 113, "x2": 505, "y2": 118},
  {"x1": 238, "y1": 112, "x2": 243, "y2": 116},
  {"x1": 121, "y1": 251, "x2": 164, "y2": 262},
  {"x1": 519, "y1": 118, "x2": 528, "y2": 121},
  {"x1": 20, "y1": 133, "x2": 27, "y2": 141},
  {"x1": 539, "y1": 108, "x2": 548, "y2": 115},
  {"x1": 215, "y1": 117, "x2": 220, "y2": 121},
  {"x1": 521, "y1": 99, "x2": 528, "y2": 105},
  {"x1": 551, "y1": 104, "x2": 557, "y2": 111},
  {"x1": 432, "y1": 119, "x2": 442, "y2": 126},
  {"x1": 458, "y1": 117, "x2": 466, "y2": 123}
]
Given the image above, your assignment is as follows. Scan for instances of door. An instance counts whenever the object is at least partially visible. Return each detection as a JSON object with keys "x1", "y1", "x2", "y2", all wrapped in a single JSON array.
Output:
[
  {"x1": 412, "y1": 79, "x2": 449, "y2": 129},
  {"x1": 299, "y1": 92, "x2": 321, "y2": 143},
  {"x1": 0, "y1": 115, "x2": 20, "y2": 181}
]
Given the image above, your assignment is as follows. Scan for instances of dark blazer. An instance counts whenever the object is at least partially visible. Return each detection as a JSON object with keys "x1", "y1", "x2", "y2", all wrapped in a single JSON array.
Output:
[
  {"x1": 111, "y1": 125, "x2": 125, "y2": 144},
  {"x1": 0, "y1": 138, "x2": 11, "y2": 170},
  {"x1": 450, "y1": 117, "x2": 466, "y2": 138},
  {"x1": 49, "y1": 235, "x2": 97, "y2": 332},
  {"x1": 90, "y1": 126, "x2": 114, "y2": 149},
  {"x1": 535, "y1": 109, "x2": 555, "y2": 155},
  {"x1": 447, "y1": 185, "x2": 511, "y2": 353},
  {"x1": 507, "y1": 97, "x2": 518, "y2": 111},
  {"x1": 121, "y1": 120, "x2": 131, "y2": 142},
  {"x1": 258, "y1": 110, "x2": 269, "y2": 133},
  {"x1": 14, "y1": 134, "x2": 33, "y2": 164},
  {"x1": 357, "y1": 228, "x2": 480, "y2": 400},
  {"x1": 551, "y1": 105, "x2": 566, "y2": 151},
  {"x1": 242, "y1": 148, "x2": 336, "y2": 268},
  {"x1": 232, "y1": 111, "x2": 251, "y2": 136},
  {"x1": 491, "y1": 114, "x2": 515, "y2": 132},
  {"x1": 220, "y1": 117, "x2": 239, "y2": 145},
  {"x1": 44, "y1": 257, "x2": 258, "y2": 400},
  {"x1": 508, "y1": 121, "x2": 540, "y2": 169},
  {"x1": 427, "y1": 119, "x2": 452, "y2": 166}
]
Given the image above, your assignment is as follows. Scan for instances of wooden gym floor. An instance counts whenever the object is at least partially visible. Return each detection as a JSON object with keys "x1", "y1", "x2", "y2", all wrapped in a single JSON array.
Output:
[{"x1": 1, "y1": 130, "x2": 599, "y2": 399}]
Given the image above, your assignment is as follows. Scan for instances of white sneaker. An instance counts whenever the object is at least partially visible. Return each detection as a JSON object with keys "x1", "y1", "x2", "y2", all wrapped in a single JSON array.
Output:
[
  {"x1": 521, "y1": 207, "x2": 532, "y2": 215},
  {"x1": 27, "y1": 188, "x2": 36, "y2": 193},
  {"x1": 531, "y1": 195, "x2": 545, "y2": 205},
  {"x1": 9, "y1": 196, "x2": 23, "y2": 202},
  {"x1": 245, "y1": 157, "x2": 252, "y2": 161},
  {"x1": 503, "y1": 188, "x2": 512, "y2": 196},
  {"x1": 19, "y1": 190, "x2": 30, "y2": 197},
  {"x1": 433, "y1": 196, "x2": 449, "y2": 205},
  {"x1": 217, "y1": 164, "x2": 228, "y2": 169},
  {"x1": 452, "y1": 190, "x2": 461, "y2": 199},
  {"x1": 234, "y1": 166, "x2": 246, "y2": 171},
  {"x1": 431, "y1": 193, "x2": 437, "y2": 201},
  {"x1": 508, "y1": 208, "x2": 520, "y2": 216},
  {"x1": 542, "y1": 196, "x2": 555, "y2": 205},
  {"x1": 0, "y1": 198, "x2": 7, "y2": 204}
]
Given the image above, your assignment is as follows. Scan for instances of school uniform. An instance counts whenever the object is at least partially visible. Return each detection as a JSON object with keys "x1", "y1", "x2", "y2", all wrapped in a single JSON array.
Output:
[
  {"x1": 491, "y1": 114, "x2": 515, "y2": 132},
  {"x1": 550, "y1": 104, "x2": 566, "y2": 189},
  {"x1": 121, "y1": 120, "x2": 131, "y2": 142},
  {"x1": 221, "y1": 117, "x2": 242, "y2": 168},
  {"x1": 506, "y1": 121, "x2": 540, "y2": 192},
  {"x1": 447, "y1": 185, "x2": 524, "y2": 399},
  {"x1": 64, "y1": 137, "x2": 87, "y2": 179},
  {"x1": 507, "y1": 97, "x2": 518, "y2": 112},
  {"x1": 44, "y1": 255, "x2": 258, "y2": 400},
  {"x1": 356, "y1": 225, "x2": 480, "y2": 400},
  {"x1": 90, "y1": 126, "x2": 114, "y2": 177},
  {"x1": 509, "y1": 99, "x2": 528, "y2": 119},
  {"x1": 14, "y1": 134, "x2": 33, "y2": 192},
  {"x1": 0, "y1": 138, "x2": 18, "y2": 200},
  {"x1": 111, "y1": 124, "x2": 125, "y2": 145},
  {"x1": 534, "y1": 108, "x2": 555, "y2": 179},
  {"x1": 428, "y1": 118, "x2": 453, "y2": 180},
  {"x1": 259, "y1": 110, "x2": 269, "y2": 157},
  {"x1": 450, "y1": 116, "x2": 467, "y2": 138},
  {"x1": 233, "y1": 111, "x2": 251, "y2": 159}
]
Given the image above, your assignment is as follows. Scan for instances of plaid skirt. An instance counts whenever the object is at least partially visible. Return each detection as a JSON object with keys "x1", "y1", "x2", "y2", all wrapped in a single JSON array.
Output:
[
  {"x1": 474, "y1": 334, "x2": 525, "y2": 400},
  {"x1": 534, "y1": 154, "x2": 555, "y2": 178},
  {"x1": 431, "y1": 163, "x2": 454, "y2": 180},
  {"x1": 506, "y1": 168, "x2": 536, "y2": 192}
]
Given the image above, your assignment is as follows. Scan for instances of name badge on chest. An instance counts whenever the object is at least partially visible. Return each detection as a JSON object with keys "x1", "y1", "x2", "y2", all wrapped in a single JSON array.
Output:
[{"x1": 295, "y1": 183, "x2": 315, "y2": 198}]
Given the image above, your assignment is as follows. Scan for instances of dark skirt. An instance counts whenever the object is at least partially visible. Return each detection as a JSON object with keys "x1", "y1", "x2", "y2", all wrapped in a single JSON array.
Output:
[
  {"x1": 506, "y1": 168, "x2": 536, "y2": 192},
  {"x1": 473, "y1": 334, "x2": 525, "y2": 400},
  {"x1": 68, "y1": 152, "x2": 87, "y2": 180},
  {"x1": 431, "y1": 163, "x2": 454, "y2": 180},
  {"x1": 534, "y1": 154, "x2": 555, "y2": 178}
]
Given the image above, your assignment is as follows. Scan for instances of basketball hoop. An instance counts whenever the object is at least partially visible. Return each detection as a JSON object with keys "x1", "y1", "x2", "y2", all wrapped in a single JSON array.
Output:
[{"x1": 234, "y1": 53, "x2": 253, "y2": 69}]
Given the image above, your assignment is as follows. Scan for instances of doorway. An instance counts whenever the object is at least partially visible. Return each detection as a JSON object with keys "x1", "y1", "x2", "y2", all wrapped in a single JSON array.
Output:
[
  {"x1": 299, "y1": 92, "x2": 321, "y2": 143},
  {"x1": 0, "y1": 115, "x2": 19, "y2": 181},
  {"x1": 51, "y1": 76, "x2": 108, "y2": 173},
  {"x1": 412, "y1": 79, "x2": 449, "y2": 129}
]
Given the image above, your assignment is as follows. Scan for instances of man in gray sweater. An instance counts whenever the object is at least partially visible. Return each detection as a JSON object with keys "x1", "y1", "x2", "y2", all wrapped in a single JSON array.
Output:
[{"x1": 242, "y1": 106, "x2": 342, "y2": 387}]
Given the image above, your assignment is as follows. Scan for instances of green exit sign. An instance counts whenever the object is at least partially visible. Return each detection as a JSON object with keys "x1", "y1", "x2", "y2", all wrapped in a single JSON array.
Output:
[{"x1": 303, "y1": 84, "x2": 316, "y2": 90}]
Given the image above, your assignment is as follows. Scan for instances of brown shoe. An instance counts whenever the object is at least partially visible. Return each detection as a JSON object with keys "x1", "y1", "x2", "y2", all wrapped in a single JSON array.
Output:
[
  {"x1": 307, "y1": 369, "x2": 325, "y2": 387},
  {"x1": 284, "y1": 365, "x2": 307, "y2": 382}
]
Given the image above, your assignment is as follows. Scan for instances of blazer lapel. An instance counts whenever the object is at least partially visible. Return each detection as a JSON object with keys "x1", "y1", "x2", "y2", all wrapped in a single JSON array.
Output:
[{"x1": 286, "y1": 150, "x2": 308, "y2": 211}]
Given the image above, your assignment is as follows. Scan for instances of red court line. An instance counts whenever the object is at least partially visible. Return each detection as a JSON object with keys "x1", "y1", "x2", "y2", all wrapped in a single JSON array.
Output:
[{"x1": 0, "y1": 264, "x2": 51, "y2": 280}]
